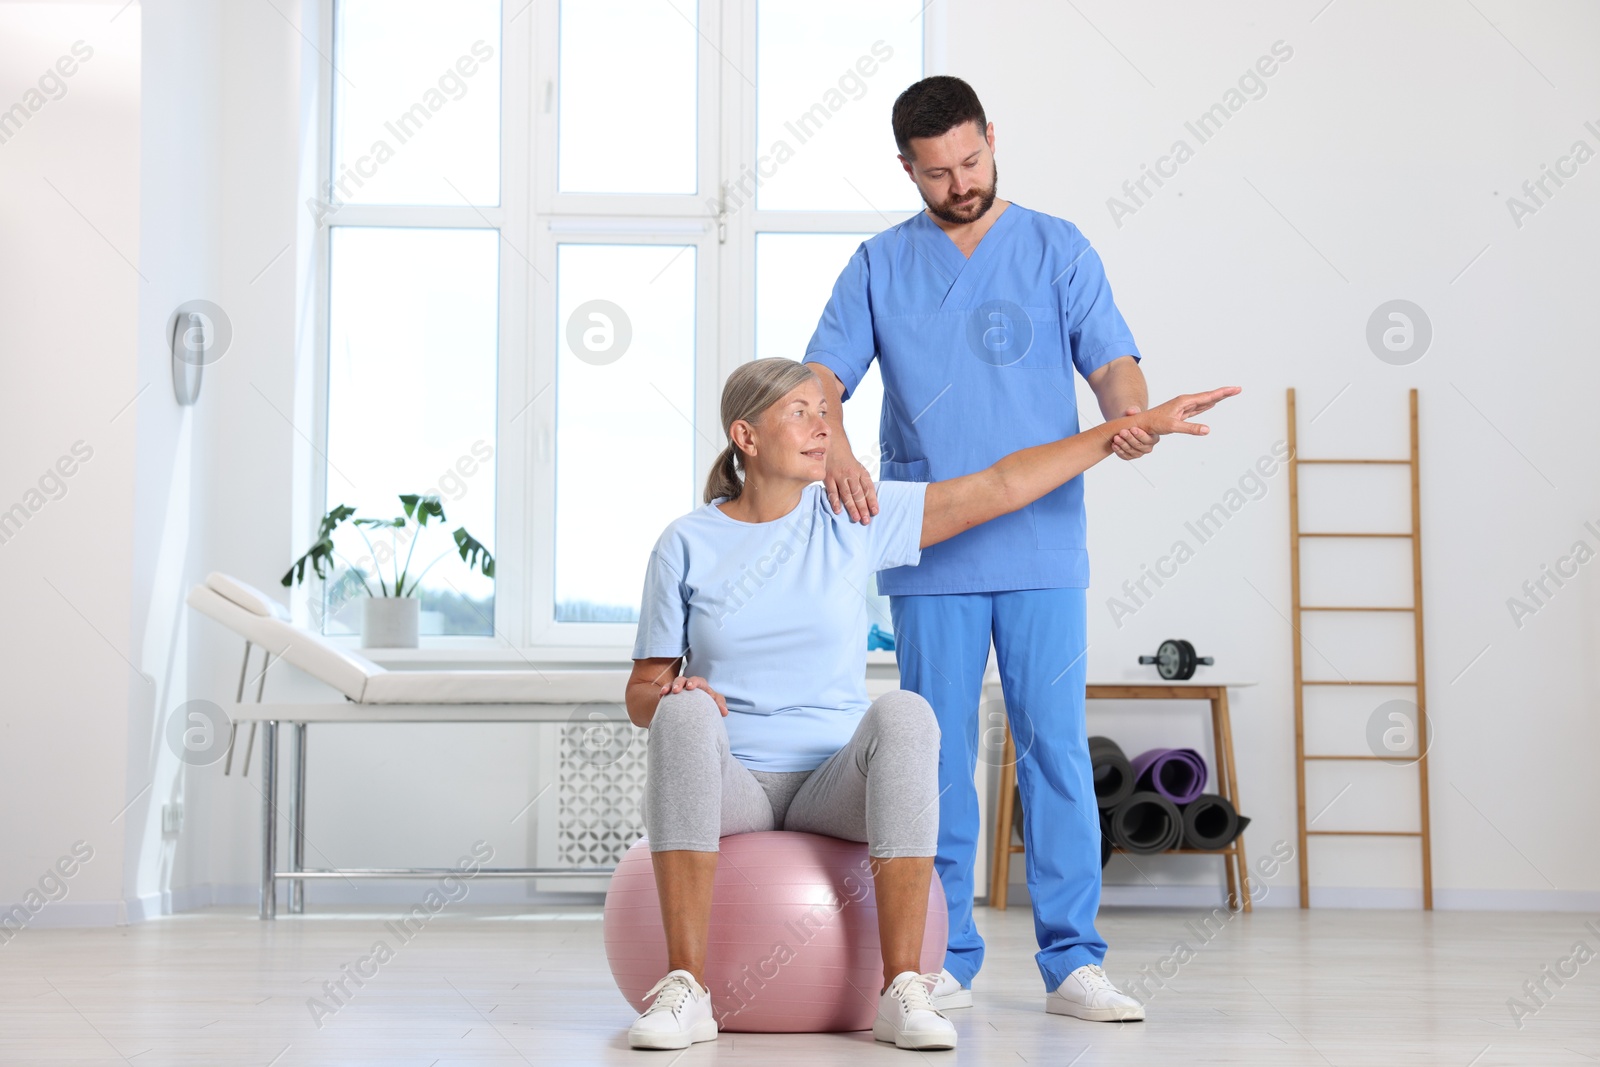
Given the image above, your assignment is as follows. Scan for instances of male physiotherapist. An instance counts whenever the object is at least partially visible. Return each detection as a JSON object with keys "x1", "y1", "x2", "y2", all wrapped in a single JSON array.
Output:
[{"x1": 804, "y1": 75, "x2": 1154, "y2": 1021}]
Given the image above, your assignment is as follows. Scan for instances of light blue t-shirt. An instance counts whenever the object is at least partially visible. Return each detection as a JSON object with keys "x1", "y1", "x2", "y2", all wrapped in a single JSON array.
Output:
[
  {"x1": 631, "y1": 480, "x2": 927, "y2": 772},
  {"x1": 803, "y1": 202, "x2": 1141, "y2": 595}
]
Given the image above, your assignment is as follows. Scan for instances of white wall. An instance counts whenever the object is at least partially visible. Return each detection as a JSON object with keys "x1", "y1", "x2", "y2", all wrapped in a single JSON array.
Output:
[
  {"x1": 0, "y1": 0, "x2": 142, "y2": 926},
  {"x1": 124, "y1": 0, "x2": 223, "y2": 921},
  {"x1": 974, "y1": 0, "x2": 1600, "y2": 908},
  {"x1": 2, "y1": 0, "x2": 1594, "y2": 924}
]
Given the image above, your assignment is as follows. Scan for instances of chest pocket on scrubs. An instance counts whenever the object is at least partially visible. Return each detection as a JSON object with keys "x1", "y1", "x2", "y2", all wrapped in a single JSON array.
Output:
[
  {"x1": 881, "y1": 458, "x2": 929, "y2": 483},
  {"x1": 967, "y1": 303, "x2": 1065, "y2": 372}
]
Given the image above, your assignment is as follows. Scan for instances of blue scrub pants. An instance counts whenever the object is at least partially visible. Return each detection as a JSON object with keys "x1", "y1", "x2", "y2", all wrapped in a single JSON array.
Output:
[{"x1": 889, "y1": 587, "x2": 1106, "y2": 991}]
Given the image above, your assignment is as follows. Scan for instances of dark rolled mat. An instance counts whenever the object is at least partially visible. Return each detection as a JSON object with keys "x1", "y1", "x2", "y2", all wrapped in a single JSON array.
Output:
[
  {"x1": 1109, "y1": 791, "x2": 1183, "y2": 855},
  {"x1": 1099, "y1": 810, "x2": 1114, "y2": 868},
  {"x1": 1130, "y1": 747, "x2": 1209, "y2": 806},
  {"x1": 1088, "y1": 735, "x2": 1136, "y2": 810},
  {"x1": 1178, "y1": 793, "x2": 1249, "y2": 851}
]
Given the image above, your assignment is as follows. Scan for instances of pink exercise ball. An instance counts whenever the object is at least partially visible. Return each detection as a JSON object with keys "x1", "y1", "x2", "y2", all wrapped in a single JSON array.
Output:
[{"x1": 604, "y1": 831, "x2": 948, "y2": 1033}]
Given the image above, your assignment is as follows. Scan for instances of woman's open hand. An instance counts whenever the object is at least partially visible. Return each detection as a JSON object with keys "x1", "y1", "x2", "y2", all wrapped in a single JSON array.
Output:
[
  {"x1": 1132, "y1": 386, "x2": 1242, "y2": 439},
  {"x1": 661, "y1": 674, "x2": 728, "y2": 716}
]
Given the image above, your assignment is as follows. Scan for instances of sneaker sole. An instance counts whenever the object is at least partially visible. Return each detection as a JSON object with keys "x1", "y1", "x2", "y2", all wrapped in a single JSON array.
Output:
[
  {"x1": 1044, "y1": 999, "x2": 1145, "y2": 1022},
  {"x1": 873, "y1": 1019, "x2": 957, "y2": 1050},
  {"x1": 628, "y1": 1019, "x2": 718, "y2": 1049},
  {"x1": 931, "y1": 988, "x2": 973, "y2": 1010}
]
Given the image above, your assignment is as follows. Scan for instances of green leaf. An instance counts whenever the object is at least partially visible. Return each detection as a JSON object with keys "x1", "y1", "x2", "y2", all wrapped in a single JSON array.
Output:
[
  {"x1": 282, "y1": 536, "x2": 336, "y2": 587},
  {"x1": 317, "y1": 504, "x2": 357, "y2": 541},
  {"x1": 402, "y1": 494, "x2": 446, "y2": 527},
  {"x1": 453, "y1": 527, "x2": 495, "y2": 578}
]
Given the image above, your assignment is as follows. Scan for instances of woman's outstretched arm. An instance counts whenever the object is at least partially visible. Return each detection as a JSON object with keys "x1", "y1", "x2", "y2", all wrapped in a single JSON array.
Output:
[{"x1": 919, "y1": 386, "x2": 1241, "y2": 549}]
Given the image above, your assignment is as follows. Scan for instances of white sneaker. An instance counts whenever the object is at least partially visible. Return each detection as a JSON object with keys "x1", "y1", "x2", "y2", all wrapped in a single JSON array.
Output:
[
  {"x1": 874, "y1": 971, "x2": 958, "y2": 1050},
  {"x1": 1045, "y1": 963, "x2": 1146, "y2": 1022},
  {"x1": 627, "y1": 969, "x2": 718, "y2": 1050},
  {"x1": 929, "y1": 967, "x2": 973, "y2": 1010}
]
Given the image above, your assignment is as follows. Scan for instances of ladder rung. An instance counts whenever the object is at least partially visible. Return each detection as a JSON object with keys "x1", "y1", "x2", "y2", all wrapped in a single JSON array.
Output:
[
  {"x1": 1302, "y1": 680, "x2": 1416, "y2": 687},
  {"x1": 1306, "y1": 830, "x2": 1422, "y2": 837},
  {"x1": 1304, "y1": 754, "x2": 1412, "y2": 761},
  {"x1": 1300, "y1": 605, "x2": 1414, "y2": 612},
  {"x1": 1298, "y1": 531, "x2": 1413, "y2": 538},
  {"x1": 1295, "y1": 458, "x2": 1411, "y2": 465}
]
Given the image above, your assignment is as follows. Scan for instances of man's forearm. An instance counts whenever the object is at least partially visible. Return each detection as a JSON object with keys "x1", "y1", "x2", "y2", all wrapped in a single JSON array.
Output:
[
  {"x1": 807, "y1": 362, "x2": 854, "y2": 452},
  {"x1": 922, "y1": 415, "x2": 1132, "y2": 546},
  {"x1": 1092, "y1": 356, "x2": 1148, "y2": 419}
]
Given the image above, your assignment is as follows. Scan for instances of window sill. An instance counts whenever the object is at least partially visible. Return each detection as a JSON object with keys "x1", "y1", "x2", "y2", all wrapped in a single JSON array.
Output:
[{"x1": 345, "y1": 642, "x2": 903, "y2": 672}]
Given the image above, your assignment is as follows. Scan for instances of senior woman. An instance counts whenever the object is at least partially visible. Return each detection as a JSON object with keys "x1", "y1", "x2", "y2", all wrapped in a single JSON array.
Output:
[{"x1": 623, "y1": 357, "x2": 1236, "y2": 1051}]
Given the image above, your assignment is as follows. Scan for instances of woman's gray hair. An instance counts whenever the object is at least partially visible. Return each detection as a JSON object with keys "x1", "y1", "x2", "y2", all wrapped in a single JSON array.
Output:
[{"x1": 704, "y1": 358, "x2": 820, "y2": 504}]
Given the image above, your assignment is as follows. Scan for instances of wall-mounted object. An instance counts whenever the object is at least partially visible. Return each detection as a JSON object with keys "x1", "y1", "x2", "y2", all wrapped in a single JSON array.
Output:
[
  {"x1": 169, "y1": 310, "x2": 205, "y2": 405},
  {"x1": 168, "y1": 299, "x2": 233, "y2": 406}
]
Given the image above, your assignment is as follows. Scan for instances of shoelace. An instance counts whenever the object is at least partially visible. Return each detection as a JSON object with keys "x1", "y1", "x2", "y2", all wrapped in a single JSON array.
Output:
[
  {"x1": 1074, "y1": 964, "x2": 1116, "y2": 996},
  {"x1": 893, "y1": 972, "x2": 942, "y2": 1014},
  {"x1": 640, "y1": 973, "x2": 697, "y2": 1017}
]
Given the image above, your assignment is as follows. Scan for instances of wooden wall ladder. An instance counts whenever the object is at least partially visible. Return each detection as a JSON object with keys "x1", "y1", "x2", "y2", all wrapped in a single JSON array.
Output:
[{"x1": 1287, "y1": 387, "x2": 1433, "y2": 909}]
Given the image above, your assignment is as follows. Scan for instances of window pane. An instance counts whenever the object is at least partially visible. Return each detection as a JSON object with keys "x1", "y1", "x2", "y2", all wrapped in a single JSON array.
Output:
[
  {"x1": 754, "y1": 0, "x2": 923, "y2": 212},
  {"x1": 331, "y1": 0, "x2": 502, "y2": 206},
  {"x1": 559, "y1": 0, "x2": 697, "y2": 195},
  {"x1": 755, "y1": 232, "x2": 890, "y2": 632},
  {"x1": 325, "y1": 228, "x2": 499, "y2": 636},
  {"x1": 755, "y1": 232, "x2": 882, "y2": 467},
  {"x1": 556, "y1": 244, "x2": 696, "y2": 622}
]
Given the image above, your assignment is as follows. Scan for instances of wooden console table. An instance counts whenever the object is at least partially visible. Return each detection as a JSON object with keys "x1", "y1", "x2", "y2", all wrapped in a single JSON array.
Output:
[{"x1": 987, "y1": 680, "x2": 1256, "y2": 913}]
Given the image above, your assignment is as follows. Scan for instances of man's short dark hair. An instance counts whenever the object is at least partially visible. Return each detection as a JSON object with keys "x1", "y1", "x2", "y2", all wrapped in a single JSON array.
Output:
[{"x1": 891, "y1": 75, "x2": 987, "y2": 160}]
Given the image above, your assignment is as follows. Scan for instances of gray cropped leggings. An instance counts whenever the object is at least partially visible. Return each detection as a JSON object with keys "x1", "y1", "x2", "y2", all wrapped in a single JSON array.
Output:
[{"x1": 643, "y1": 688, "x2": 940, "y2": 859}]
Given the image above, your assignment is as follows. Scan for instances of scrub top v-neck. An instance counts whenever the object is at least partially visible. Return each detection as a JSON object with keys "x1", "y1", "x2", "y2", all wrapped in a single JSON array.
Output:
[{"x1": 804, "y1": 202, "x2": 1142, "y2": 595}]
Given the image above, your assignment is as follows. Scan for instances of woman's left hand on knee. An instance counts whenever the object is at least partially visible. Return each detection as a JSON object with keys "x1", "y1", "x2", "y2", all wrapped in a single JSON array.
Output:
[{"x1": 662, "y1": 675, "x2": 728, "y2": 716}]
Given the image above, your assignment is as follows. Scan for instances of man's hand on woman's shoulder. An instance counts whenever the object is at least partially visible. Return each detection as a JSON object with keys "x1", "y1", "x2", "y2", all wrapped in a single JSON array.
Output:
[{"x1": 824, "y1": 449, "x2": 880, "y2": 525}]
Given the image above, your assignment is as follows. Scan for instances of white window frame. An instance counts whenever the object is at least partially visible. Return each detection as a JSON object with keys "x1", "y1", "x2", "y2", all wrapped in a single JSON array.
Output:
[{"x1": 306, "y1": 0, "x2": 940, "y2": 660}]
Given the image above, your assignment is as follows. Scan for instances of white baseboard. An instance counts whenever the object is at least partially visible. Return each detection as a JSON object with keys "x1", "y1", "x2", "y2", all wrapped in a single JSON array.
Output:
[
  {"x1": 171, "y1": 881, "x2": 604, "y2": 912},
  {"x1": 11, "y1": 882, "x2": 1599, "y2": 931},
  {"x1": 1097, "y1": 884, "x2": 1241, "y2": 908},
  {"x1": 0, "y1": 898, "x2": 127, "y2": 935}
]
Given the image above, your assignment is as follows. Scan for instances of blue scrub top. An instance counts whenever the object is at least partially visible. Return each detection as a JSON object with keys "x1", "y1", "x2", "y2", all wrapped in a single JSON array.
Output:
[{"x1": 804, "y1": 203, "x2": 1142, "y2": 595}]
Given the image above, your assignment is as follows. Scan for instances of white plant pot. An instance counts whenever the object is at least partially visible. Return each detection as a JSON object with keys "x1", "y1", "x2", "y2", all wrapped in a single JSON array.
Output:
[{"x1": 362, "y1": 596, "x2": 419, "y2": 648}]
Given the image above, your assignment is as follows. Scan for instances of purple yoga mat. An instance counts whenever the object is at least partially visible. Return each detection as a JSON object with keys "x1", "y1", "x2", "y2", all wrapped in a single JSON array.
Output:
[{"x1": 1129, "y1": 748, "x2": 1208, "y2": 805}]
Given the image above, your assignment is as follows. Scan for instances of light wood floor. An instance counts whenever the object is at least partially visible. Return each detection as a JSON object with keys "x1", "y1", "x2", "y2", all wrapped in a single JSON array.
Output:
[{"x1": 2, "y1": 903, "x2": 1596, "y2": 1065}]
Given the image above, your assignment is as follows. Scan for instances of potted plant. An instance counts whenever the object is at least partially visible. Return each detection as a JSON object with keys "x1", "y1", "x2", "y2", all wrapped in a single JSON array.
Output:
[{"x1": 281, "y1": 494, "x2": 495, "y2": 648}]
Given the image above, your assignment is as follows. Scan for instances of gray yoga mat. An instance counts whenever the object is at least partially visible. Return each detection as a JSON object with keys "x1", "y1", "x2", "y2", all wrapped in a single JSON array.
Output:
[
  {"x1": 1109, "y1": 791, "x2": 1183, "y2": 855},
  {"x1": 1088, "y1": 735, "x2": 1136, "y2": 810},
  {"x1": 1179, "y1": 794, "x2": 1250, "y2": 850}
]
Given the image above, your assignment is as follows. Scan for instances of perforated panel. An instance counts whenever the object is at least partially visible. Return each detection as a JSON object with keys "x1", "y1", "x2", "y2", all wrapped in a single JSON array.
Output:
[{"x1": 556, "y1": 721, "x2": 648, "y2": 867}]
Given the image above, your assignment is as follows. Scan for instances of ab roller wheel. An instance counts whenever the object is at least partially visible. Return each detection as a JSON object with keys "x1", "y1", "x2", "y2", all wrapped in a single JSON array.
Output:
[{"x1": 1138, "y1": 638, "x2": 1214, "y2": 680}]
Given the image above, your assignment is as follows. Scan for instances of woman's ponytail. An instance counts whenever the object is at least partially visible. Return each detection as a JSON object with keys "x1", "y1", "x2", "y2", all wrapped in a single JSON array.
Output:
[{"x1": 703, "y1": 443, "x2": 743, "y2": 504}]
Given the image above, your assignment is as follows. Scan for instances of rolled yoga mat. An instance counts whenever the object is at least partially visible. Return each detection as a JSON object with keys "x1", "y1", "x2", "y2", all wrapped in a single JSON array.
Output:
[
  {"x1": 1129, "y1": 747, "x2": 1209, "y2": 806},
  {"x1": 1088, "y1": 735, "x2": 1136, "y2": 810},
  {"x1": 1099, "y1": 810, "x2": 1114, "y2": 868},
  {"x1": 1109, "y1": 791, "x2": 1183, "y2": 855},
  {"x1": 1178, "y1": 793, "x2": 1250, "y2": 851}
]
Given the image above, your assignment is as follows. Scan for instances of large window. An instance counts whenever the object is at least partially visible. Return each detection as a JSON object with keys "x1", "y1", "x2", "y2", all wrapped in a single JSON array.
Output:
[{"x1": 315, "y1": 0, "x2": 925, "y2": 649}]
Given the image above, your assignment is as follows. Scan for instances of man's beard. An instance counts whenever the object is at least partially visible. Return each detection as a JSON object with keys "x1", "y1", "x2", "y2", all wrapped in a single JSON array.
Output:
[{"x1": 924, "y1": 159, "x2": 999, "y2": 225}]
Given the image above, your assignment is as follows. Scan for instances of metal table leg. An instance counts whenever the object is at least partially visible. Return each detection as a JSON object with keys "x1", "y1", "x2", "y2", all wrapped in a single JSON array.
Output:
[
  {"x1": 290, "y1": 723, "x2": 307, "y2": 914},
  {"x1": 260, "y1": 719, "x2": 278, "y2": 920}
]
